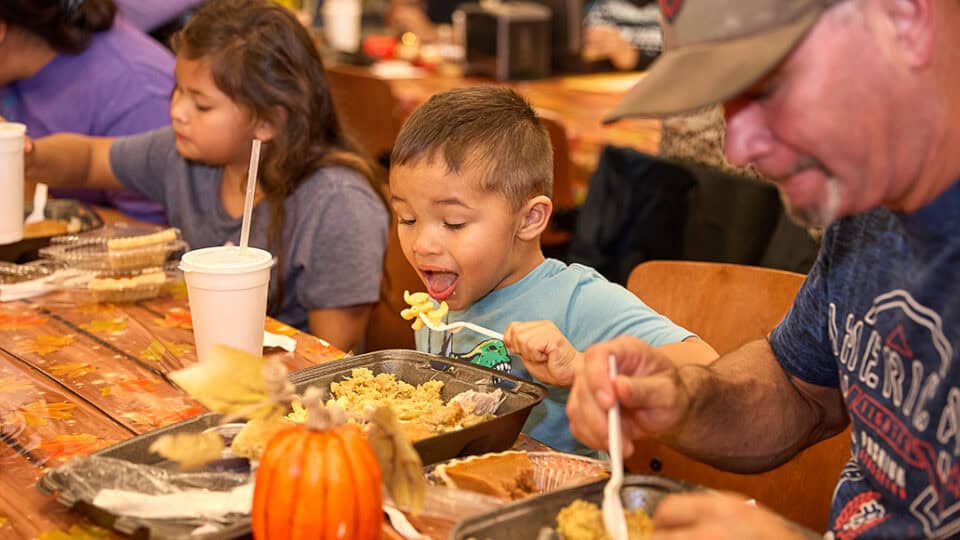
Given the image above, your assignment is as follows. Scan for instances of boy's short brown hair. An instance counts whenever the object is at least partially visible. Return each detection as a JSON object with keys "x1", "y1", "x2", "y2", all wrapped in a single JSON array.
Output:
[{"x1": 391, "y1": 86, "x2": 553, "y2": 210}]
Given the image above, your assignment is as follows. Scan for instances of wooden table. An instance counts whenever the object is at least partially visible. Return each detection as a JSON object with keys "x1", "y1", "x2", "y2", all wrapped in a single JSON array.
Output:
[{"x1": 0, "y1": 287, "x2": 345, "y2": 539}]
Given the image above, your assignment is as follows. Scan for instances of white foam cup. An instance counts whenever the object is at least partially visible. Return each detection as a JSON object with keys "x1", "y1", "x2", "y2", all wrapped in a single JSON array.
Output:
[
  {"x1": 322, "y1": 0, "x2": 362, "y2": 52},
  {"x1": 0, "y1": 123, "x2": 27, "y2": 245},
  {"x1": 179, "y1": 246, "x2": 275, "y2": 363}
]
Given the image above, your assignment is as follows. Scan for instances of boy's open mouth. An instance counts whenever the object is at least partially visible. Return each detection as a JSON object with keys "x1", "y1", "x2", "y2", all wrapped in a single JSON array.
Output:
[{"x1": 423, "y1": 270, "x2": 458, "y2": 301}]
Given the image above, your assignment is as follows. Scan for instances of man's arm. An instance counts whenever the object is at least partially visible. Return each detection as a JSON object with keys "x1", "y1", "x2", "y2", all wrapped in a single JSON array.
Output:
[
  {"x1": 27, "y1": 135, "x2": 123, "y2": 191},
  {"x1": 648, "y1": 339, "x2": 847, "y2": 472},
  {"x1": 569, "y1": 336, "x2": 848, "y2": 473}
]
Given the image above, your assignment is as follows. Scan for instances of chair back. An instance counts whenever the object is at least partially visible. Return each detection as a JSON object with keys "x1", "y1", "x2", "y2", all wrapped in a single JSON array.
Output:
[
  {"x1": 625, "y1": 260, "x2": 850, "y2": 532},
  {"x1": 324, "y1": 64, "x2": 402, "y2": 160},
  {"x1": 537, "y1": 111, "x2": 575, "y2": 248},
  {"x1": 364, "y1": 220, "x2": 420, "y2": 351}
]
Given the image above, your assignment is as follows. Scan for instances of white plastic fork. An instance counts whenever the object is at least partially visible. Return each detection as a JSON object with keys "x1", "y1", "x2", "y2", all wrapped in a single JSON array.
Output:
[
  {"x1": 418, "y1": 312, "x2": 504, "y2": 340},
  {"x1": 25, "y1": 183, "x2": 48, "y2": 224},
  {"x1": 602, "y1": 354, "x2": 628, "y2": 540}
]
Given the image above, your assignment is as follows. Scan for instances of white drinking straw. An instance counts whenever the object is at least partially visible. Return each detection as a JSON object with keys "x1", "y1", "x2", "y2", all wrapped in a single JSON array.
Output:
[{"x1": 239, "y1": 139, "x2": 262, "y2": 254}]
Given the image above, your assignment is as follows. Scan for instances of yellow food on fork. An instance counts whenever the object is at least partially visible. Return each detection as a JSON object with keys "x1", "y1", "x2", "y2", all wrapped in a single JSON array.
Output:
[{"x1": 400, "y1": 290, "x2": 448, "y2": 330}]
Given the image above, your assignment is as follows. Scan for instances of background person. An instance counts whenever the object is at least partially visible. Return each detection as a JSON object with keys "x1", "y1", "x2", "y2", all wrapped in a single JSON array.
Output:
[
  {"x1": 0, "y1": 0, "x2": 173, "y2": 224},
  {"x1": 22, "y1": 0, "x2": 389, "y2": 353}
]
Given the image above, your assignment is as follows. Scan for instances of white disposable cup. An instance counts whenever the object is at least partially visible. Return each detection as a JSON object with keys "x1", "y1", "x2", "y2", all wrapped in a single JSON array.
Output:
[
  {"x1": 0, "y1": 123, "x2": 27, "y2": 245},
  {"x1": 322, "y1": 0, "x2": 361, "y2": 52},
  {"x1": 179, "y1": 246, "x2": 275, "y2": 363}
]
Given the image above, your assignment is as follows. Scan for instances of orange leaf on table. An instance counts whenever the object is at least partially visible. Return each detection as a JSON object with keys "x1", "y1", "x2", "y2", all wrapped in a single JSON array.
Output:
[
  {"x1": 139, "y1": 339, "x2": 193, "y2": 362},
  {"x1": 155, "y1": 307, "x2": 192, "y2": 329},
  {"x1": 113, "y1": 378, "x2": 161, "y2": 393},
  {"x1": 0, "y1": 376, "x2": 36, "y2": 395},
  {"x1": 0, "y1": 312, "x2": 48, "y2": 330},
  {"x1": 20, "y1": 334, "x2": 76, "y2": 356},
  {"x1": 264, "y1": 318, "x2": 298, "y2": 337},
  {"x1": 80, "y1": 318, "x2": 127, "y2": 334},
  {"x1": 7, "y1": 400, "x2": 77, "y2": 427},
  {"x1": 39, "y1": 433, "x2": 113, "y2": 461},
  {"x1": 37, "y1": 524, "x2": 112, "y2": 540},
  {"x1": 47, "y1": 362, "x2": 94, "y2": 379}
]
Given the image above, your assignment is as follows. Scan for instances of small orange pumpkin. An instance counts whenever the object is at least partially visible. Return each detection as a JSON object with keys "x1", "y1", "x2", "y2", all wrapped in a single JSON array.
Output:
[{"x1": 251, "y1": 406, "x2": 383, "y2": 540}]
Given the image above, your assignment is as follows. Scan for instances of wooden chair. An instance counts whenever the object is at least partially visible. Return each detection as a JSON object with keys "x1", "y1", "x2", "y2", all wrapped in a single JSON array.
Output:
[
  {"x1": 624, "y1": 260, "x2": 851, "y2": 532},
  {"x1": 364, "y1": 220, "x2": 420, "y2": 352},
  {"x1": 537, "y1": 111, "x2": 576, "y2": 249},
  {"x1": 324, "y1": 64, "x2": 404, "y2": 161}
]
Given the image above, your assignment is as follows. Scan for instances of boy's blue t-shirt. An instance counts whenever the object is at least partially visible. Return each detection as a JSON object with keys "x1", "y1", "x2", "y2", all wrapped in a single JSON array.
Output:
[
  {"x1": 415, "y1": 258, "x2": 693, "y2": 453},
  {"x1": 770, "y1": 180, "x2": 960, "y2": 538}
]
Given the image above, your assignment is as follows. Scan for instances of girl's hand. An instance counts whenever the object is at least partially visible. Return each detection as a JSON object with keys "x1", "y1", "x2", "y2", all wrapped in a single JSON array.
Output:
[{"x1": 503, "y1": 320, "x2": 579, "y2": 387}]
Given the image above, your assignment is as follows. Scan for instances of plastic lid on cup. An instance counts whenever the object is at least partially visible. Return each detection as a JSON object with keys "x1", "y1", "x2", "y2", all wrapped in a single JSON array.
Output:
[
  {"x1": 0, "y1": 123, "x2": 26, "y2": 138},
  {"x1": 179, "y1": 245, "x2": 274, "y2": 274}
]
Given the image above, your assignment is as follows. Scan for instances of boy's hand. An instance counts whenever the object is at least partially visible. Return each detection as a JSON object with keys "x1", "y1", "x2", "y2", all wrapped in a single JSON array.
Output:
[{"x1": 503, "y1": 320, "x2": 580, "y2": 387}]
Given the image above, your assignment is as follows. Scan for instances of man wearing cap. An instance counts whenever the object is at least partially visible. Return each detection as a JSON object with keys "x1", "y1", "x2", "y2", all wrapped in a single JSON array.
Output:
[{"x1": 567, "y1": 0, "x2": 960, "y2": 538}]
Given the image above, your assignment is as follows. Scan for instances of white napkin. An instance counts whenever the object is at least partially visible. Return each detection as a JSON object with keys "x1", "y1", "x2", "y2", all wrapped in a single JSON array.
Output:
[
  {"x1": 263, "y1": 331, "x2": 297, "y2": 352},
  {"x1": 92, "y1": 482, "x2": 254, "y2": 520},
  {"x1": 0, "y1": 276, "x2": 52, "y2": 302},
  {"x1": 0, "y1": 269, "x2": 89, "y2": 302}
]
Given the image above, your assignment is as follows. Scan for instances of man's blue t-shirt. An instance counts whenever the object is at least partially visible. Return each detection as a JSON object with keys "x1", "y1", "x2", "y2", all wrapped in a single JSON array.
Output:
[
  {"x1": 770, "y1": 180, "x2": 960, "y2": 538},
  {"x1": 415, "y1": 258, "x2": 693, "y2": 453}
]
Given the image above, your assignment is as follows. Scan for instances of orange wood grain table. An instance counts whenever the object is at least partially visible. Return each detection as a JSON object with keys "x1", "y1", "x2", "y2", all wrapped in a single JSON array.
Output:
[{"x1": 0, "y1": 287, "x2": 345, "y2": 539}]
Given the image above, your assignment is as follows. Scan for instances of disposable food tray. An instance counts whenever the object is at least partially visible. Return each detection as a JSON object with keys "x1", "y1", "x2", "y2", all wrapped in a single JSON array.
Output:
[
  {"x1": 450, "y1": 474, "x2": 694, "y2": 539},
  {"x1": 37, "y1": 349, "x2": 548, "y2": 539},
  {"x1": 289, "y1": 349, "x2": 549, "y2": 465}
]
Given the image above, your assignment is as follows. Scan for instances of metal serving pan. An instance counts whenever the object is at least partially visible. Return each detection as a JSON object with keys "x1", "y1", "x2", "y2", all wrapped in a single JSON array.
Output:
[
  {"x1": 289, "y1": 349, "x2": 549, "y2": 465},
  {"x1": 37, "y1": 350, "x2": 547, "y2": 539},
  {"x1": 450, "y1": 474, "x2": 693, "y2": 540}
]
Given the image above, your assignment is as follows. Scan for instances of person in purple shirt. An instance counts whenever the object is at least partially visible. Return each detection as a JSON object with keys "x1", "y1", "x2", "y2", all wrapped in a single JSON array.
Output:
[
  {"x1": 114, "y1": 0, "x2": 206, "y2": 34},
  {"x1": 0, "y1": 0, "x2": 174, "y2": 224}
]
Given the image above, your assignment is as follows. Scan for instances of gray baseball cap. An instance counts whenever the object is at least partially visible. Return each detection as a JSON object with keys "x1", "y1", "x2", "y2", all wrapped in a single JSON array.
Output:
[{"x1": 605, "y1": 0, "x2": 834, "y2": 122}]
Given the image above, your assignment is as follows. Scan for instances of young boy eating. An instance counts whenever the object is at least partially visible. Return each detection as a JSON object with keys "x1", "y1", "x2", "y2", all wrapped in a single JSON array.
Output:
[{"x1": 389, "y1": 86, "x2": 716, "y2": 453}]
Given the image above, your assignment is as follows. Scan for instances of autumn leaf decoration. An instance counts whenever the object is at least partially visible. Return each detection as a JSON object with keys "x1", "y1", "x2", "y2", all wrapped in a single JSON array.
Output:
[
  {"x1": 150, "y1": 345, "x2": 296, "y2": 469},
  {"x1": 368, "y1": 406, "x2": 426, "y2": 514}
]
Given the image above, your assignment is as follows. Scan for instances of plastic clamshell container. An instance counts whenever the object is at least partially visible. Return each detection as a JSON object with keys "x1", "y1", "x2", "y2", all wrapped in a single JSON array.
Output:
[{"x1": 40, "y1": 225, "x2": 187, "y2": 271}]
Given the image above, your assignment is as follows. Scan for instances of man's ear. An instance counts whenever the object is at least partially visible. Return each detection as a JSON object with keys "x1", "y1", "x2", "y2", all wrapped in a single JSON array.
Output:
[
  {"x1": 516, "y1": 195, "x2": 552, "y2": 241},
  {"x1": 877, "y1": 0, "x2": 935, "y2": 67},
  {"x1": 0, "y1": 22, "x2": 7, "y2": 46}
]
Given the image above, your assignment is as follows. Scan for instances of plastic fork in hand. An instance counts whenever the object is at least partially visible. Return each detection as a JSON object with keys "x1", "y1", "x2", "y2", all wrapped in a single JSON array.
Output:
[
  {"x1": 602, "y1": 354, "x2": 628, "y2": 540},
  {"x1": 417, "y1": 313, "x2": 504, "y2": 340}
]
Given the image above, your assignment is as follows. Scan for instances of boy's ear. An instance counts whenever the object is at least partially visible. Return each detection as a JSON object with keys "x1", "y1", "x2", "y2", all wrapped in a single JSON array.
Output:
[{"x1": 516, "y1": 195, "x2": 553, "y2": 241}]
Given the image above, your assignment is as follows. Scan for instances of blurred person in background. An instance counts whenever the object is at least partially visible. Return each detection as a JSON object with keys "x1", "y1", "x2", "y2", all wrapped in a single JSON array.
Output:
[
  {"x1": 582, "y1": 0, "x2": 660, "y2": 71},
  {"x1": 113, "y1": 0, "x2": 206, "y2": 34},
  {"x1": 0, "y1": 0, "x2": 173, "y2": 224}
]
